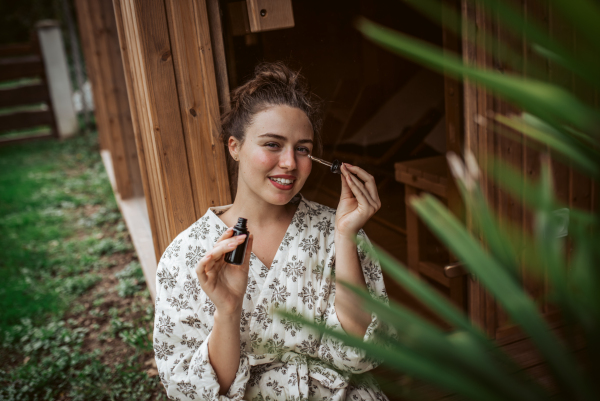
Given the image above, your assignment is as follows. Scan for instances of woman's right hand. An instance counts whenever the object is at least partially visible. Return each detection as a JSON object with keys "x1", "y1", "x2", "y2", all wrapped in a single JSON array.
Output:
[{"x1": 195, "y1": 228, "x2": 253, "y2": 316}]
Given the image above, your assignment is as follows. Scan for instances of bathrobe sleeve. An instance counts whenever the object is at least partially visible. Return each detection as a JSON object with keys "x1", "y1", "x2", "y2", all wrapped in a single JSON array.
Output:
[
  {"x1": 154, "y1": 224, "x2": 251, "y2": 401},
  {"x1": 316, "y1": 228, "x2": 389, "y2": 374}
]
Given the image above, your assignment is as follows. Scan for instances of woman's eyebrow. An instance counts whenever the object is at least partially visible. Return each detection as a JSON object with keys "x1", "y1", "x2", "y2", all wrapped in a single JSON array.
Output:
[{"x1": 258, "y1": 133, "x2": 313, "y2": 144}]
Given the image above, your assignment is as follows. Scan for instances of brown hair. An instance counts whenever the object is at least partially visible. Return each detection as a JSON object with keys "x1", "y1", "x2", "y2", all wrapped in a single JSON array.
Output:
[{"x1": 220, "y1": 61, "x2": 323, "y2": 156}]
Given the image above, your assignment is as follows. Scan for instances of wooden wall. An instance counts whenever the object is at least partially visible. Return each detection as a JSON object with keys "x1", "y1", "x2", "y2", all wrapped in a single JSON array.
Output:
[
  {"x1": 75, "y1": 0, "x2": 143, "y2": 200},
  {"x1": 461, "y1": 0, "x2": 596, "y2": 387},
  {"x1": 112, "y1": 0, "x2": 231, "y2": 260}
]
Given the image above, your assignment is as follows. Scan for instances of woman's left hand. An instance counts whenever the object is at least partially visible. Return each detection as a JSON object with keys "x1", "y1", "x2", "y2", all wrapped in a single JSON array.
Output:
[{"x1": 335, "y1": 163, "x2": 381, "y2": 238}]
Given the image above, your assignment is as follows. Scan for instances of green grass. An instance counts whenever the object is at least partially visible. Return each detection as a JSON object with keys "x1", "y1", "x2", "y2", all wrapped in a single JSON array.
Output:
[
  {"x1": 0, "y1": 132, "x2": 166, "y2": 400},
  {"x1": 0, "y1": 133, "x2": 113, "y2": 329}
]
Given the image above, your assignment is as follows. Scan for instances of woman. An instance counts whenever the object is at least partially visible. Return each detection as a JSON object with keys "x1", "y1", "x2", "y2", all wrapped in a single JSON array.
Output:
[{"x1": 154, "y1": 62, "x2": 389, "y2": 401}]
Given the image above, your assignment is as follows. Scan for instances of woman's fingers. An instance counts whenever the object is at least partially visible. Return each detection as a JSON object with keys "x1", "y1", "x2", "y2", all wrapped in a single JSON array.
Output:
[
  {"x1": 196, "y1": 253, "x2": 212, "y2": 283},
  {"x1": 210, "y1": 234, "x2": 247, "y2": 261},
  {"x1": 216, "y1": 227, "x2": 234, "y2": 243},
  {"x1": 342, "y1": 164, "x2": 377, "y2": 211},
  {"x1": 344, "y1": 164, "x2": 381, "y2": 209},
  {"x1": 339, "y1": 165, "x2": 355, "y2": 200},
  {"x1": 198, "y1": 234, "x2": 248, "y2": 286},
  {"x1": 343, "y1": 168, "x2": 375, "y2": 212}
]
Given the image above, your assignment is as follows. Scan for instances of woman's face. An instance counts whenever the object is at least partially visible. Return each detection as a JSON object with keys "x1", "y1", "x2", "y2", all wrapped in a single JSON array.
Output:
[{"x1": 230, "y1": 105, "x2": 314, "y2": 206}]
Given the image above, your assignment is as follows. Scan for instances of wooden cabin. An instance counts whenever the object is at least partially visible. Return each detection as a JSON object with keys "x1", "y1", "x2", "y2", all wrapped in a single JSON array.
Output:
[{"x1": 75, "y1": 0, "x2": 594, "y2": 398}]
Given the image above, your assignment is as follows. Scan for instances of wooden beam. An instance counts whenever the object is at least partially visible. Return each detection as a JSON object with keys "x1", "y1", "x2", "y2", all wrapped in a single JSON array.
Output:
[
  {"x1": 0, "y1": 131, "x2": 53, "y2": 145},
  {"x1": 206, "y1": 0, "x2": 231, "y2": 113},
  {"x1": 75, "y1": 0, "x2": 111, "y2": 150},
  {"x1": 0, "y1": 83, "x2": 49, "y2": 108},
  {"x1": 113, "y1": 0, "x2": 162, "y2": 265},
  {"x1": 75, "y1": 0, "x2": 143, "y2": 200},
  {"x1": 165, "y1": 0, "x2": 232, "y2": 214},
  {"x1": 0, "y1": 55, "x2": 44, "y2": 82},
  {"x1": 114, "y1": 0, "x2": 231, "y2": 257},
  {"x1": 0, "y1": 109, "x2": 53, "y2": 132},
  {"x1": 246, "y1": 0, "x2": 294, "y2": 33},
  {"x1": 0, "y1": 43, "x2": 34, "y2": 58}
]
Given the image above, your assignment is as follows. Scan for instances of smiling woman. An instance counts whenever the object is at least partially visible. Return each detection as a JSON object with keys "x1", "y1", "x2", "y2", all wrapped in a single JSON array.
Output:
[{"x1": 153, "y1": 62, "x2": 389, "y2": 401}]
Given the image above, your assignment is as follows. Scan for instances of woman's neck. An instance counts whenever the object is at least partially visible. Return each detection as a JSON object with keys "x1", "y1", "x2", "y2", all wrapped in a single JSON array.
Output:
[{"x1": 223, "y1": 188, "x2": 297, "y2": 229}]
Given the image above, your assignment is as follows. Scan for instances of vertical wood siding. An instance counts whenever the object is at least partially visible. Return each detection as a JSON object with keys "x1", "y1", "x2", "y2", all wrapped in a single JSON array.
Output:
[
  {"x1": 461, "y1": 0, "x2": 597, "y2": 342},
  {"x1": 113, "y1": 0, "x2": 231, "y2": 257}
]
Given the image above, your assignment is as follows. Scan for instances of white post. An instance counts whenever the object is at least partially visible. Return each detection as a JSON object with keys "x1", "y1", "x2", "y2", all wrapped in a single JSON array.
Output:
[{"x1": 36, "y1": 20, "x2": 78, "y2": 139}]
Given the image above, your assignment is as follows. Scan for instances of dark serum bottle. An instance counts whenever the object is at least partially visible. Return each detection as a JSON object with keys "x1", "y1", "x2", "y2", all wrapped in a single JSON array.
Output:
[{"x1": 224, "y1": 218, "x2": 249, "y2": 265}]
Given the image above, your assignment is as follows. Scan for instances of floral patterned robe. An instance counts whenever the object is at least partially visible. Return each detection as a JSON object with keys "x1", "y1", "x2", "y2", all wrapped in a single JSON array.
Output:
[{"x1": 154, "y1": 193, "x2": 390, "y2": 401}]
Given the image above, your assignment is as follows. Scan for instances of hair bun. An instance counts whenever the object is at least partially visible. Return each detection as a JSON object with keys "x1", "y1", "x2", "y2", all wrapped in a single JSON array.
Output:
[
  {"x1": 253, "y1": 61, "x2": 299, "y2": 87},
  {"x1": 221, "y1": 61, "x2": 322, "y2": 155}
]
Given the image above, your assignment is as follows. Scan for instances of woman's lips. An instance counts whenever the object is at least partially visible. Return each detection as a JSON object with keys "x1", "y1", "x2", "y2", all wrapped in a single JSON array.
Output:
[{"x1": 269, "y1": 177, "x2": 294, "y2": 190}]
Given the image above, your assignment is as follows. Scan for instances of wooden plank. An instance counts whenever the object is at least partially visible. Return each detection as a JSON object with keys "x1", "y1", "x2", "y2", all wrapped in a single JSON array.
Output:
[
  {"x1": 116, "y1": 0, "x2": 232, "y2": 257},
  {"x1": 76, "y1": 0, "x2": 143, "y2": 200},
  {"x1": 0, "y1": 55, "x2": 44, "y2": 82},
  {"x1": 165, "y1": 0, "x2": 232, "y2": 215},
  {"x1": 206, "y1": 0, "x2": 231, "y2": 113},
  {"x1": 113, "y1": 0, "x2": 162, "y2": 264},
  {"x1": 120, "y1": 0, "x2": 171, "y2": 254},
  {"x1": 0, "y1": 109, "x2": 53, "y2": 132},
  {"x1": 246, "y1": 0, "x2": 294, "y2": 33},
  {"x1": 461, "y1": 0, "x2": 496, "y2": 336},
  {"x1": 448, "y1": 275, "x2": 465, "y2": 310},
  {"x1": 0, "y1": 43, "x2": 34, "y2": 58},
  {"x1": 75, "y1": 0, "x2": 111, "y2": 150},
  {"x1": 442, "y1": 0, "x2": 465, "y2": 236},
  {"x1": 520, "y1": 0, "x2": 547, "y2": 312},
  {"x1": 0, "y1": 83, "x2": 49, "y2": 108},
  {"x1": 101, "y1": 0, "x2": 144, "y2": 200},
  {"x1": 569, "y1": 12, "x2": 593, "y2": 220},
  {"x1": 89, "y1": 0, "x2": 134, "y2": 199},
  {"x1": 0, "y1": 131, "x2": 53, "y2": 145},
  {"x1": 396, "y1": 170, "x2": 447, "y2": 198},
  {"x1": 419, "y1": 261, "x2": 451, "y2": 287},
  {"x1": 130, "y1": 0, "x2": 198, "y2": 251},
  {"x1": 405, "y1": 185, "x2": 420, "y2": 274},
  {"x1": 227, "y1": 1, "x2": 252, "y2": 37},
  {"x1": 492, "y1": 0, "x2": 524, "y2": 332}
]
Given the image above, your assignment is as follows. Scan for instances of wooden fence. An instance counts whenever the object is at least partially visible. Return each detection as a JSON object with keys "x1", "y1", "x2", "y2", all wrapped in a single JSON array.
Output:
[{"x1": 0, "y1": 41, "x2": 57, "y2": 144}]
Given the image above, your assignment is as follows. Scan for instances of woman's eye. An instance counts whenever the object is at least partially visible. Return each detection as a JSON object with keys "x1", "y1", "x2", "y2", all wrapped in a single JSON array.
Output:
[
  {"x1": 265, "y1": 143, "x2": 280, "y2": 149},
  {"x1": 297, "y1": 147, "x2": 310, "y2": 153}
]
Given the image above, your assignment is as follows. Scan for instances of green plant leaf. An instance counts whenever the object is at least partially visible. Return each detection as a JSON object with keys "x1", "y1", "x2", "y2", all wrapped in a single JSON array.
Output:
[
  {"x1": 468, "y1": 0, "x2": 600, "y2": 87},
  {"x1": 339, "y1": 281, "x2": 549, "y2": 400},
  {"x1": 355, "y1": 238, "x2": 542, "y2": 387},
  {"x1": 493, "y1": 114, "x2": 600, "y2": 179},
  {"x1": 550, "y1": 0, "x2": 600, "y2": 54},
  {"x1": 277, "y1": 311, "x2": 512, "y2": 401},
  {"x1": 411, "y1": 193, "x2": 595, "y2": 400},
  {"x1": 355, "y1": 17, "x2": 600, "y2": 134}
]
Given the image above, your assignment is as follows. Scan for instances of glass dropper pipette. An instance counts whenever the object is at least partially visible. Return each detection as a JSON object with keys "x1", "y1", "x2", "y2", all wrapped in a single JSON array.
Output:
[{"x1": 308, "y1": 154, "x2": 342, "y2": 174}]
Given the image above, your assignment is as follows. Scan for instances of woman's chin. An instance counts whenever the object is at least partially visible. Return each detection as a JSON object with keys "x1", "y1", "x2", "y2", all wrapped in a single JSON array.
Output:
[{"x1": 266, "y1": 188, "x2": 300, "y2": 205}]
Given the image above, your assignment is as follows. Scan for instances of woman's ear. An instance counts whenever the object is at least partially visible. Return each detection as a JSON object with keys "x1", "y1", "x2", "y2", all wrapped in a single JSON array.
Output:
[{"x1": 228, "y1": 136, "x2": 240, "y2": 161}]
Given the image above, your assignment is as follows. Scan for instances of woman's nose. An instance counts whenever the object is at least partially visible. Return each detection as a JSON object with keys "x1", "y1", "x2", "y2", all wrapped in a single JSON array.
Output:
[{"x1": 279, "y1": 148, "x2": 297, "y2": 170}]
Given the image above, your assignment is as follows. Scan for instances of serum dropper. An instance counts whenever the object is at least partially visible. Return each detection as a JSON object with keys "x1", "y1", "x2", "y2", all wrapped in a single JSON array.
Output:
[{"x1": 307, "y1": 154, "x2": 342, "y2": 174}]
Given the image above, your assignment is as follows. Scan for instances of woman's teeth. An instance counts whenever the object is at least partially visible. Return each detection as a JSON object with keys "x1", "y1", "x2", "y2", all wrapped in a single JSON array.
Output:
[{"x1": 270, "y1": 177, "x2": 294, "y2": 185}]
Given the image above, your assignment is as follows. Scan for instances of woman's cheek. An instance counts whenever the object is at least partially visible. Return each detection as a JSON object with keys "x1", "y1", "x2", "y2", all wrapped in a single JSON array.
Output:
[
  {"x1": 252, "y1": 149, "x2": 277, "y2": 168},
  {"x1": 302, "y1": 159, "x2": 312, "y2": 176}
]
